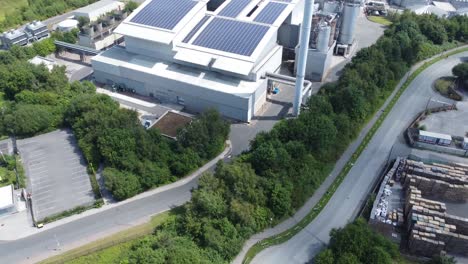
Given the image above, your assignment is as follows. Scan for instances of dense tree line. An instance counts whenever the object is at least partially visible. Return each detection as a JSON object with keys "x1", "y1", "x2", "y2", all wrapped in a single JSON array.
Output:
[
  {"x1": 314, "y1": 219, "x2": 400, "y2": 264},
  {"x1": 0, "y1": 0, "x2": 99, "y2": 32},
  {"x1": 314, "y1": 219, "x2": 457, "y2": 264},
  {"x1": 118, "y1": 12, "x2": 468, "y2": 262},
  {"x1": 0, "y1": 43, "x2": 230, "y2": 201}
]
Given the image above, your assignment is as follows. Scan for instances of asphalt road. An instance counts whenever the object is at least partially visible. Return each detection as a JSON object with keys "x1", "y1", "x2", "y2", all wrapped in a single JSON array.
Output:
[{"x1": 251, "y1": 52, "x2": 468, "y2": 264}]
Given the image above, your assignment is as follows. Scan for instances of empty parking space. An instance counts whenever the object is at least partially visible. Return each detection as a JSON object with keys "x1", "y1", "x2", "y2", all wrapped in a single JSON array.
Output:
[{"x1": 18, "y1": 129, "x2": 95, "y2": 222}]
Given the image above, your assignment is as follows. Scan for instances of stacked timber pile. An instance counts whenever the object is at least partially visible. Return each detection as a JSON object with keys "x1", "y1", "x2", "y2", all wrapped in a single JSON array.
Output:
[{"x1": 403, "y1": 160, "x2": 468, "y2": 202}]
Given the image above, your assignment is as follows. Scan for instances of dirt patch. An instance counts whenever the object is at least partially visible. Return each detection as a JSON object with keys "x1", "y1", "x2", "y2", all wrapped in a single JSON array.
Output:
[{"x1": 152, "y1": 112, "x2": 192, "y2": 138}]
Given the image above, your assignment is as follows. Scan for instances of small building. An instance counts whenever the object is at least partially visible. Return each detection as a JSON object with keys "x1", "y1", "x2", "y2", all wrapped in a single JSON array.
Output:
[
  {"x1": 418, "y1": 130, "x2": 452, "y2": 146},
  {"x1": 28, "y1": 56, "x2": 56, "y2": 71},
  {"x1": 24, "y1": 21, "x2": 49, "y2": 41},
  {"x1": 74, "y1": 0, "x2": 125, "y2": 22},
  {"x1": 152, "y1": 111, "x2": 193, "y2": 139},
  {"x1": 1, "y1": 29, "x2": 28, "y2": 48},
  {"x1": 0, "y1": 185, "x2": 16, "y2": 217}
]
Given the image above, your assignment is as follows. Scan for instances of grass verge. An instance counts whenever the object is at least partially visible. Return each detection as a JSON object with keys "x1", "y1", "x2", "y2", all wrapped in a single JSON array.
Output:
[
  {"x1": 242, "y1": 46, "x2": 468, "y2": 264},
  {"x1": 39, "y1": 200, "x2": 104, "y2": 225},
  {"x1": 39, "y1": 211, "x2": 172, "y2": 264},
  {"x1": 368, "y1": 16, "x2": 392, "y2": 26},
  {"x1": 0, "y1": 0, "x2": 27, "y2": 22}
]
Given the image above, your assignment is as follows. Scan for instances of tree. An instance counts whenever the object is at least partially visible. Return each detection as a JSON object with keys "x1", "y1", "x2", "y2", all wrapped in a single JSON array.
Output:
[
  {"x1": 124, "y1": 1, "x2": 139, "y2": 13},
  {"x1": 427, "y1": 255, "x2": 457, "y2": 264},
  {"x1": 2, "y1": 104, "x2": 55, "y2": 136},
  {"x1": 452, "y1": 62, "x2": 468, "y2": 82},
  {"x1": 315, "y1": 249, "x2": 335, "y2": 264},
  {"x1": 103, "y1": 168, "x2": 142, "y2": 200}
]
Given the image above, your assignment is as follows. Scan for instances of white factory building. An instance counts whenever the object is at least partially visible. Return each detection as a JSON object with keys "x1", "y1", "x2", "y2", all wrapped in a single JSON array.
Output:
[{"x1": 92, "y1": 0, "x2": 306, "y2": 122}]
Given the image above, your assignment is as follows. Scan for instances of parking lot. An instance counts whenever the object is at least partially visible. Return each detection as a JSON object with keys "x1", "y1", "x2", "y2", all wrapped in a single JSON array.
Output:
[{"x1": 17, "y1": 129, "x2": 95, "y2": 222}]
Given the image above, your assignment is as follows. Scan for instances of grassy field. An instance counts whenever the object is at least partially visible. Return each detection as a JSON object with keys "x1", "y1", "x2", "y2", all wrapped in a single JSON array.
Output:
[
  {"x1": 0, "y1": 0, "x2": 28, "y2": 22},
  {"x1": 368, "y1": 16, "x2": 392, "y2": 26},
  {"x1": 40, "y1": 211, "x2": 172, "y2": 264}
]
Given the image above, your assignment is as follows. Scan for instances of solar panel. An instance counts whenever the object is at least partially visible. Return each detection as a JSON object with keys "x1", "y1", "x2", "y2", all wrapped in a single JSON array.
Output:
[
  {"x1": 183, "y1": 16, "x2": 210, "y2": 43},
  {"x1": 192, "y1": 18, "x2": 269, "y2": 56},
  {"x1": 254, "y1": 2, "x2": 288, "y2": 24},
  {"x1": 130, "y1": 0, "x2": 197, "y2": 30},
  {"x1": 218, "y1": 0, "x2": 251, "y2": 18}
]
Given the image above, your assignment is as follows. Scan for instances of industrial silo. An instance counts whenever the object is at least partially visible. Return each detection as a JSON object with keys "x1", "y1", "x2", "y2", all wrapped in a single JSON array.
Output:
[
  {"x1": 317, "y1": 23, "x2": 331, "y2": 52},
  {"x1": 338, "y1": 1, "x2": 360, "y2": 45}
]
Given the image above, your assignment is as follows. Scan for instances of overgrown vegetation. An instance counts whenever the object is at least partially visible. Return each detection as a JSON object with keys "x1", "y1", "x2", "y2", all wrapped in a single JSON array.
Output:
[
  {"x1": 452, "y1": 62, "x2": 468, "y2": 89},
  {"x1": 434, "y1": 77, "x2": 462, "y2": 101},
  {"x1": 0, "y1": 154, "x2": 24, "y2": 188},
  {"x1": 314, "y1": 219, "x2": 400, "y2": 264},
  {"x1": 368, "y1": 15, "x2": 392, "y2": 26}
]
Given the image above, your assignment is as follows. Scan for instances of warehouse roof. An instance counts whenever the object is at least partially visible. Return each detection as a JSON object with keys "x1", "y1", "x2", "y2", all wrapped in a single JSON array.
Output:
[
  {"x1": 75, "y1": 0, "x2": 123, "y2": 14},
  {"x1": 0, "y1": 185, "x2": 13, "y2": 209}
]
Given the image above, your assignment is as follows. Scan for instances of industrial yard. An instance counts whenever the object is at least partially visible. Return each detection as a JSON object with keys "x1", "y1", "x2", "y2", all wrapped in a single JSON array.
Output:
[{"x1": 370, "y1": 157, "x2": 468, "y2": 258}]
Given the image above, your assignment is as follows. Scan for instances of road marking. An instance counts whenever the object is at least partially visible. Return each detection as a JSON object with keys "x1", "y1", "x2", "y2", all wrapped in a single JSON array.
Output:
[{"x1": 33, "y1": 184, "x2": 53, "y2": 191}]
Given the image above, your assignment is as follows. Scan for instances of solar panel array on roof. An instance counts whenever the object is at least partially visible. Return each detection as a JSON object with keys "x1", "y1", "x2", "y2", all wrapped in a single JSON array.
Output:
[
  {"x1": 130, "y1": 0, "x2": 197, "y2": 30},
  {"x1": 254, "y1": 2, "x2": 288, "y2": 24},
  {"x1": 218, "y1": 0, "x2": 251, "y2": 18},
  {"x1": 183, "y1": 16, "x2": 210, "y2": 43},
  {"x1": 192, "y1": 18, "x2": 269, "y2": 56}
]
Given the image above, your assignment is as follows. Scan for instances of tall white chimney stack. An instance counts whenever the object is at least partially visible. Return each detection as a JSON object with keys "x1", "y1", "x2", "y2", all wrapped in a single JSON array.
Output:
[{"x1": 293, "y1": 0, "x2": 315, "y2": 116}]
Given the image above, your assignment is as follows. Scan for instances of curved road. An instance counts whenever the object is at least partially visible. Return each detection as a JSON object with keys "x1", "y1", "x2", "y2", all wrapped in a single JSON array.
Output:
[{"x1": 251, "y1": 52, "x2": 468, "y2": 264}]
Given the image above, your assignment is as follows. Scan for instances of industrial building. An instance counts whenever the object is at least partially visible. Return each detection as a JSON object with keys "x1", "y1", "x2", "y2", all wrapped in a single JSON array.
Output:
[
  {"x1": 74, "y1": 0, "x2": 125, "y2": 22},
  {"x1": 92, "y1": 0, "x2": 361, "y2": 121},
  {"x1": 1, "y1": 21, "x2": 49, "y2": 49}
]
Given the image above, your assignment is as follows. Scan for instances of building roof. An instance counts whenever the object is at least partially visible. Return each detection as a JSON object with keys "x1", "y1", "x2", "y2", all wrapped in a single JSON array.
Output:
[
  {"x1": 116, "y1": 0, "x2": 295, "y2": 59},
  {"x1": 29, "y1": 56, "x2": 56, "y2": 71},
  {"x1": 419, "y1": 130, "x2": 452, "y2": 140},
  {"x1": 75, "y1": 0, "x2": 123, "y2": 14},
  {"x1": 432, "y1": 1, "x2": 456, "y2": 11},
  {"x1": 0, "y1": 185, "x2": 13, "y2": 209},
  {"x1": 74, "y1": 0, "x2": 124, "y2": 21},
  {"x1": 2, "y1": 29, "x2": 27, "y2": 40},
  {"x1": 26, "y1": 21, "x2": 46, "y2": 31},
  {"x1": 407, "y1": 4, "x2": 449, "y2": 17}
]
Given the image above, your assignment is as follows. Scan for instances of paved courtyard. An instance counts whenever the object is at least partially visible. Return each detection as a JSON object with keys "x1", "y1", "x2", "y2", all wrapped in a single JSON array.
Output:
[
  {"x1": 17, "y1": 130, "x2": 95, "y2": 222},
  {"x1": 420, "y1": 101, "x2": 468, "y2": 137}
]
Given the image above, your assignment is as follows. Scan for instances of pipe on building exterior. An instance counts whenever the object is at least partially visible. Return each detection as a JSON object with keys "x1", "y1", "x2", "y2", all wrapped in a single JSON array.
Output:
[{"x1": 264, "y1": 72, "x2": 312, "y2": 98}]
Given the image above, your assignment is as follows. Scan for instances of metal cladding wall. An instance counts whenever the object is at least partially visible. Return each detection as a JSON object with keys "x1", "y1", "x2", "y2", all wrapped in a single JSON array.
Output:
[
  {"x1": 317, "y1": 24, "x2": 331, "y2": 53},
  {"x1": 338, "y1": 2, "x2": 360, "y2": 45}
]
